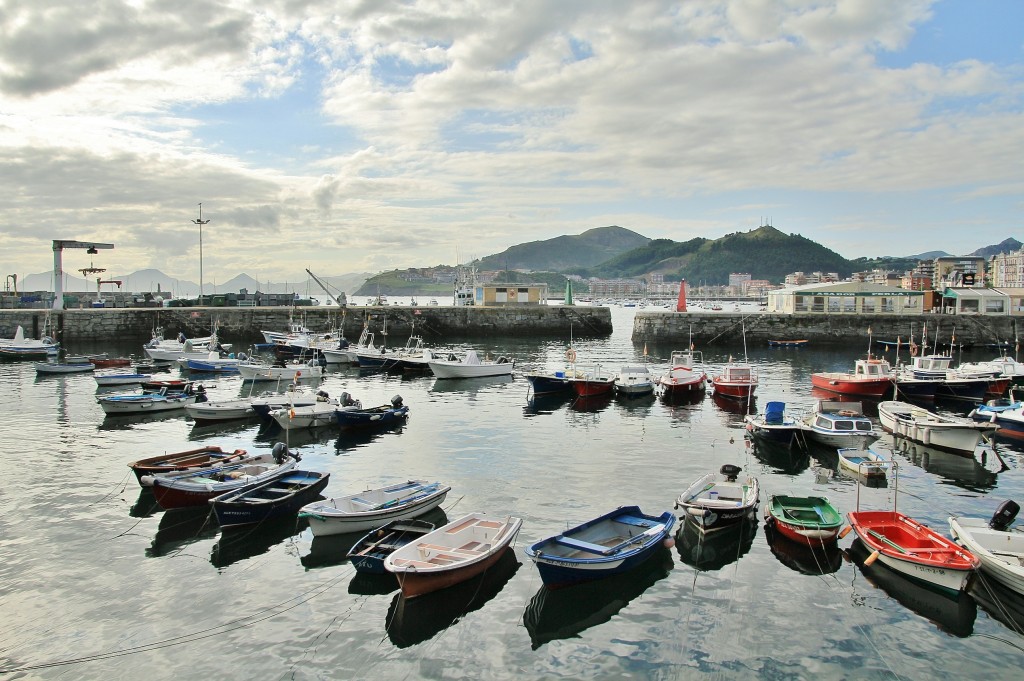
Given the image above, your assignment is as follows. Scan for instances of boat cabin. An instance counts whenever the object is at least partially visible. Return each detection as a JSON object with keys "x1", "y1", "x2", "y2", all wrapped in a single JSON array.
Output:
[{"x1": 854, "y1": 357, "x2": 892, "y2": 378}]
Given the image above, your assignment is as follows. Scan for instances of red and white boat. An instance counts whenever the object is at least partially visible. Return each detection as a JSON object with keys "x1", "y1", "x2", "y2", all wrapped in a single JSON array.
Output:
[
  {"x1": 384, "y1": 512, "x2": 523, "y2": 598},
  {"x1": 567, "y1": 365, "x2": 617, "y2": 397},
  {"x1": 146, "y1": 444, "x2": 299, "y2": 509},
  {"x1": 657, "y1": 349, "x2": 707, "y2": 397},
  {"x1": 712, "y1": 360, "x2": 758, "y2": 400},
  {"x1": 845, "y1": 510, "x2": 979, "y2": 594},
  {"x1": 811, "y1": 356, "x2": 893, "y2": 398}
]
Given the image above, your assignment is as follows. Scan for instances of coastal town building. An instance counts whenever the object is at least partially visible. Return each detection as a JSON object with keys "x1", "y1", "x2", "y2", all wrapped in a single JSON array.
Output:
[
  {"x1": 474, "y1": 283, "x2": 549, "y2": 306},
  {"x1": 766, "y1": 281, "x2": 924, "y2": 315},
  {"x1": 934, "y1": 256, "x2": 986, "y2": 288},
  {"x1": 989, "y1": 248, "x2": 1024, "y2": 287}
]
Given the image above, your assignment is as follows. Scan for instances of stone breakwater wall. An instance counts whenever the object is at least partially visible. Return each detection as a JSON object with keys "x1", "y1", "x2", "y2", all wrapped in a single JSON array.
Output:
[
  {"x1": 632, "y1": 311, "x2": 1019, "y2": 347},
  {"x1": 0, "y1": 305, "x2": 613, "y2": 343}
]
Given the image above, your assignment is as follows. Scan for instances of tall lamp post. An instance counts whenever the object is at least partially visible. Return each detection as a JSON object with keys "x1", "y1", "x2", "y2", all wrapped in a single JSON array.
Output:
[{"x1": 192, "y1": 204, "x2": 210, "y2": 305}]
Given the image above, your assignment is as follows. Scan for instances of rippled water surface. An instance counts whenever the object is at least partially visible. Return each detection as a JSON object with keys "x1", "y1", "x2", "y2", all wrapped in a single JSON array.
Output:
[{"x1": 1, "y1": 305, "x2": 1022, "y2": 679}]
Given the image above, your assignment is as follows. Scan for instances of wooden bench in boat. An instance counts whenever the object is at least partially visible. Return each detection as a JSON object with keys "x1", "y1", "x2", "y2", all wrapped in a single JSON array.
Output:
[
  {"x1": 554, "y1": 536, "x2": 620, "y2": 555},
  {"x1": 389, "y1": 558, "x2": 436, "y2": 568},
  {"x1": 417, "y1": 542, "x2": 482, "y2": 557},
  {"x1": 614, "y1": 515, "x2": 656, "y2": 528}
]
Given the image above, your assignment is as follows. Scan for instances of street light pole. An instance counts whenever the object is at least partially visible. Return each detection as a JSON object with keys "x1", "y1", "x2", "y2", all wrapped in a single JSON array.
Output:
[{"x1": 192, "y1": 204, "x2": 210, "y2": 305}]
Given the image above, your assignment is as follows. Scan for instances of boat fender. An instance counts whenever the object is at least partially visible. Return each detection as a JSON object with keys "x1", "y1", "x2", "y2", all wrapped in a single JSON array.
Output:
[
  {"x1": 838, "y1": 525, "x2": 852, "y2": 539},
  {"x1": 663, "y1": 536, "x2": 675, "y2": 548},
  {"x1": 863, "y1": 550, "x2": 880, "y2": 566}
]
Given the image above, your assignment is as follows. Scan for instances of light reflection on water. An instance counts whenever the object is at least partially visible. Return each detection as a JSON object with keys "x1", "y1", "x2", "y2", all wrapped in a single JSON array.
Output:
[{"x1": 0, "y1": 305, "x2": 1022, "y2": 678}]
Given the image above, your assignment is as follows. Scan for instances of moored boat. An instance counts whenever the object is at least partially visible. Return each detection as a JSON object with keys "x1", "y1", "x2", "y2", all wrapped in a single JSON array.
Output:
[
  {"x1": 615, "y1": 365, "x2": 656, "y2": 397},
  {"x1": 837, "y1": 446, "x2": 890, "y2": 479},
  {"x1": 334, "y1": 395, "x2": 409, "y2": 429},
  {"x1": 567, "y1": 365, "x2": 617, "y2": 397},
  {"x1": 763, "y1": 494, "x2": 843, "y2": 545},
  {"x1": 34, "y1": 361, "x2": 95, "y2": 374},
  {"x1": 128, "y1": 445, "x2": 253, "y2": 485},
  {"x1": 384, "y1": 512, "x2": 523, "y2": 598},
  {"x1": 299, "y1": 480, "x2": 451, "y2": 536},
  {"x1": 675, "y1": 464, "x2": 760, "y2": 534},
  {"x1": 427, "y1": 350, "x2": 515, "y2": 379},
  {"x1": 184, "y1": 397, "x2": 256, "y2": 426},
  {"x1": 800, "y1": 400, "x2": 880, "y2": 450},
  {"x1": 209, "y1": 470, "x2": 330, "y2": 528},
  {"x1": 94, "y1": 372, "x2": 152, "y2": 386},
  {"x1": 347, "y1": 519, "x2": 437, "y2": 575},
  {"x1": 949, "y1": 501, "x2": 1024, "y2": 597},
  {"x1": 844, "y1": 510, "x2": 979, "y2": 595},
  {"x1": 970, "y1": 395, "x2": 1024, "y2": 440},
  {"x1": 878, "y1": 400, "x2": 998, "y2": 454},
  {"x1": 656, "y1": 349, "x2": 706, "y2": 397},
  {"x1": 744, "y1": 401, "x2": 804, "y2": 447},
  {"x1": 146, "y1": 443, "x2": 300, "y2": 509},
  {"x1": 524, "y1": 369, "x2": 576, "y2": 396},
  {"x1": 811, "y1": 356, "x2": 893, "y2": 398},
  {"x1": 97, "y1": 384, "x2": 205, "y2": 415},
  {"x1": 711, "y1": 360, "x2": 758, "y2": 401},
  {"x1": 524, "y1": 506, "x2": 675, "y2": 588}
]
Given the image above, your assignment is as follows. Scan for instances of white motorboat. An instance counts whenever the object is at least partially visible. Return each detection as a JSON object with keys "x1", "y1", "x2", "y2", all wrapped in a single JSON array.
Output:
[
  {"x1": 35, "y1": 361, "x2": 94, "y2": 374},
  {"x1": 269, "y1": 390, "x2": 358, "y2": 430},
  {"x1": 615, "y1": 365, "x2": 655, "y2": 396},
  {"x1": 94, "y1": 372, "x2": 152, "y2": 386},
  {"x1": 949, "y1": 501, "x2": 1024, "y2": 597},
  {"x1": 1, "y1": 326, "x2": 59, "y2": 359},
  {"x1": 878, "y1": 400, "x2": 999, "y2": 455},
  {"x1": 427, "y1": 350, "x2": 515, "y2": 379},
  {"x1": 238, "y1": 357, "x2": 324, "y2": 381},
  {"x1": 184, "y1": 398, "x2": 256, "y2": 426},
  {"x1": 800, "y1": 400, "x2": 880, "y2": 450},
  {"x1": 97, "y1": 385, "x2": 204, "y2": 415}
]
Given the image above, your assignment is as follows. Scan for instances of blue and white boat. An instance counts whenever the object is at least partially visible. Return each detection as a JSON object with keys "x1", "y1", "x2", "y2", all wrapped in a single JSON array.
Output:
[
  {"x1": 346, "y1": 519, "x2": 437, "y2": 574},
  {"x1": 97, "y1": 384, "x2": 204, "y2": 415},
  {"x1": 0, "y1": 326, "x2": 59, "y2": 359},
  {"x1": 971, "y1": 394, "x2": 1024, "y2": 440},
  {"x1": 334, "y1": 395, "x2": 409, "y2": 429},
  {"x1": 744, "y1": 401, "x2": 804, "y2": 447},
  {"x1": 524, "y1": 369, "x2": 576, "y2": 396},
  {"x1": 524, "y1": 506, "x2": 675, "y2": 588}
]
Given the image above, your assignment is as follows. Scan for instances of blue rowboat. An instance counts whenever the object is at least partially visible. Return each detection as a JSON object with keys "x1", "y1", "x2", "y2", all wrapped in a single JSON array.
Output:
[
  {"x1": 524, "y1": 506, "x2": 675, "y2": 588},
  {"x1": 347, "y1": 519, "x2": 436, "y2": 574}
]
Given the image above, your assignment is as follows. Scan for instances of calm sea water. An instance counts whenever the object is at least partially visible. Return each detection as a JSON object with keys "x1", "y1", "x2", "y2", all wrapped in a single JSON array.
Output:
[{"x1": 1, "y1": 304, "x2": 1022, "y2": 680}]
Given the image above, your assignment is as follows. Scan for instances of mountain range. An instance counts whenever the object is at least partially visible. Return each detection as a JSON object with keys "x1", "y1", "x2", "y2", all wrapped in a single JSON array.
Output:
[{"x1": 15, "y1": 229, "x2": 1020, "y2": 294}]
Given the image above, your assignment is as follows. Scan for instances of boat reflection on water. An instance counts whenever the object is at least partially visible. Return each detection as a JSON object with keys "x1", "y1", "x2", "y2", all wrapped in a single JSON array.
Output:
[
  {"x1": 892, "y1": 440, "x2": 1003, "y2": 493},
  {"x1": 969, "y1": 574, "x2": 1024, "y2": 635},
  {"x1": 524, "y1": 392, "x2": 572, "y2": 417},
  {"x1": 711, "y1": 392, "x2": 757, "y2": 417},
  {"x1": 187, "y1": 419, "x2": 256, "y2": 439},
  {"x1": 764, "y1": 525, "x2": 843, "y2": 576},
  {"x1": 147, "y1": 507, "x2": 218, "y2": 558},
  {"x1": 349, "y1": 572, "x2": 400, "y2": 596},
  {"x1": 523, "y1": 546, "x2": 673, "y2": 650},
  {"x1": 301, "y1": 506, "x2": 449, "y2": 571},
  {"x1": 129, "y1": 487, "x2": 161, "y2": 518},
  {"x1": 335, "y1": 423, "x2": 406, "y2": 453},
  {"x1": 210, "y1": 516, "x2": 308, "y2": 569},
  {"x1": 97, "y1": 410, "x2": 184, "y2": 431},
  {"x1": 429, "y1": 374, "x2": 514, "y2": 394},
  {"x1": 748, "y1": 437, "x2": 811, "y2": 476},
  {"x1": 847, "y1": 538, "x2": 976, "y2": 638},
  {"x1": 384, "y1": 549, "x2": 520, "y2": 649},
  {"x1": 676, "y1": 516, "x2": 758, "y2": 572},
  {"x1": 569, "y1": 393, "x2": 613, "y2": 413}
]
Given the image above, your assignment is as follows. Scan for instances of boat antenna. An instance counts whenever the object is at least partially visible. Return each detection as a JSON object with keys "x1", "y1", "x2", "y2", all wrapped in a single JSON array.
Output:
[{"x1": 866, "y1": 326, "x2": 872, "y2": 359}]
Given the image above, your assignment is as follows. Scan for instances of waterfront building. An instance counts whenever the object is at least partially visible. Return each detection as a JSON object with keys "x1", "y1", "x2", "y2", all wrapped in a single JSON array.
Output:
[
  {"x1": 989, "y1": 248, "x2": 1024, "y2": 287},
  {"x1": 934, "y1": 256, "x2": 986, "y2": 288},
  {"x1": 766, "y1": 281, "x2": 924, "y2": 315},
  {"x1": 476, "y1": 283, "x2": 549, "y2": 306}
]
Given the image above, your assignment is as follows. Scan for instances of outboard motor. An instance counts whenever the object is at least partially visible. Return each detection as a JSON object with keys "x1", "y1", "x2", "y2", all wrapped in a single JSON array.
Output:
[
  {"x1": 272, "y1": 442, "x2": 290, "y2": 464},
  {"x1": 316, "y1": 390, "x2": 330, "y2": 402},
  {"x1": 720, "y1": 464, "x2": 742, "y2": 482},
  {"x1": 391, "y1": 395, "x2": 404, "y2": 408},
  {"x1": 990, "y1": 500, "x2": 1020, "y2": 531}
]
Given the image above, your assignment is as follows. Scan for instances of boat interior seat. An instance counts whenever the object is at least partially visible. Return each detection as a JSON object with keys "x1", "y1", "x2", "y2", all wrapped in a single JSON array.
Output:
[
  {"x1": 554, "y1": 535, "x2": 615, "y2": 555},
  {"x1": 615, "y1": 516, "x2": 656, "y2": 528}
]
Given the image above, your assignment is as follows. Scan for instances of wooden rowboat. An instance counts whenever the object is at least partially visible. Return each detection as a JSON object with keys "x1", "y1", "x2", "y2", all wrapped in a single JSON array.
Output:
[
  {"x1": 128, "y1": 445, "x2": 251, "y2": 485},
  {"x1": 763, "y1": 495, "x2": 843, "y2": 545}
]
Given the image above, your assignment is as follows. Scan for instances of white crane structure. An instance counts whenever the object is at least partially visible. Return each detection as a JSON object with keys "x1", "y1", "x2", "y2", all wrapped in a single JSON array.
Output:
[{"x1": 52, "y1": 240, "x2": 115, "y2": 310}]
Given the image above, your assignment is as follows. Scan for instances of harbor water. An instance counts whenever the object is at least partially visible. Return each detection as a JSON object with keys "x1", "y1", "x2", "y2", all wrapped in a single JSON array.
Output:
[{"x1": 1, "y1": 303, "x2": 1022, "y2": 679}]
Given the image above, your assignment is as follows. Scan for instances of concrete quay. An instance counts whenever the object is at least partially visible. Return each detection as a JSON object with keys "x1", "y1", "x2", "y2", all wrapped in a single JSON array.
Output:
[
  {"x1": 632, "y1": 311, "x2": 1018, "y2": 348},
  {"x1": 0, "y1": 305, "x2": 613, "y2": 344}
]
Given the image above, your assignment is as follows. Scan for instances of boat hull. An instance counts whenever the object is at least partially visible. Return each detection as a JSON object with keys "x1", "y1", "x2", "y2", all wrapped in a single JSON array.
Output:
[
  {"x1": 210, "y1": 471, "x2": 330, "y2": 528},
  {"x1": 150, "y1": 458, "x2": 299, "y2": 509},
  {"x1": 712, "y1": 379, "x2": 756, "y2": 400},
  {"x1": 878, "y1": 401, "x2": 996, "y2": 454},
  {"x1": 810, "y1": 374, "x2": 891, "y2": 398},
  {"x1": 303, "y1": 485, "x2": 450, "y2": 536},
  {"x1": 763, "y1": 496, "x2": 842, "y2": 545},
  {"x1": 847, "y1": 511, "x2": 979, "y2": 595},
  {"x1": 525, "y1": 372, "x2": 573, "y2": 395},
  {"x1": 949, "y1": 516, "x2": 1024, "y2": 597}
]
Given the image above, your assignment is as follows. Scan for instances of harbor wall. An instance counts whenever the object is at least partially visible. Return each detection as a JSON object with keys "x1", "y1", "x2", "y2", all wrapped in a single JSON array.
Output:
[
  {"x1": 632, "y1": 311, "x2": 1019, "y2": 348},
  {"x1": 0, "y1": 305, "x2": 613, "y2": 344}
]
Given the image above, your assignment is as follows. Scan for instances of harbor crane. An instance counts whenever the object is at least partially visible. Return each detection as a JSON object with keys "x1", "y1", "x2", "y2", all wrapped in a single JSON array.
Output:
[{"x1": 52, "y1": 240, "x2": 114, "y2": 310}]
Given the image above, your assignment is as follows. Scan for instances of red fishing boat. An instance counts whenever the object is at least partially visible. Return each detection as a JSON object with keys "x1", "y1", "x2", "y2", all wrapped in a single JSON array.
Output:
[
  {"x1": 811, "y1": 356, "x2": 893, "y2": 398},
  {"x1": 567, "y1": 366, "x2": 617, "y2": 397},
  {"x1": 657, "y1": 349, "x2": 707, "y2": 397},
  {"x1": 712, "y1": 361, "x2": 758, "y2": 400}
]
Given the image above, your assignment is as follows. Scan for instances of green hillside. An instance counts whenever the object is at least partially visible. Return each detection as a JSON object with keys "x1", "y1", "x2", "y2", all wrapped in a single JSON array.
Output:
[
  {"x1": 475, "y1": 226, "x2": 649, "y2": 271},
  {"x1": 587, "y1": 226, "x2": 853, "y2": 285}
]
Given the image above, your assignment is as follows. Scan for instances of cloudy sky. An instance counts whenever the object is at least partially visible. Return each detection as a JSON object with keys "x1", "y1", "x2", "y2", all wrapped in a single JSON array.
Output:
[{"x1": 2, "y1": 0, "x2": 1022, "y2": 288}]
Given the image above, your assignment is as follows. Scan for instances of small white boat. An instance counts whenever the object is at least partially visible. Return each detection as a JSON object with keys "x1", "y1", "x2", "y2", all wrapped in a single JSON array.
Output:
[
  {"x1": 800, "y1": 400, "x2": 880, "y2": 449},
  {"x1": 837, "y1": 445, "x2": 890, "y2": 479},
  {"x1": 615, "y1": 365, "x2": 655, "y2": 396},
  {"x1": 427, "y1": 350, "x2": 515, "y2": 379},
  {"x1": 35, "y1": 361, "x2": 94, "y2": 374},
  {"x1": 949, "y1": 501, "x2": 1024, "y2": 597},
  {"x1": 97, "y1": 385, "x2": 203, "y2": 415},
  {"x1": 299, "y1": 480, "x2": 452, "y2": 535},
  {"x1": 238, "y1": 357, "x2": 324, "y2": 381},
  {"x1": 184, "y1": 398, "x2": 255, "y2": 426},
  {"x1": 269, "y1": 391, "x2": 357, "y2": 430},
  {"x1": 0, "y1": 326, "x2": 59, "y2": 359},
  {"x1": 878, "y1": 400, "x2": 998, "y2": 455},
  {"x1": 384, "y1": 512, "x2": 523, "y2": 598},
  {"x1": 675, "y1": 464, "x2": 760, "y2": 534}
]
